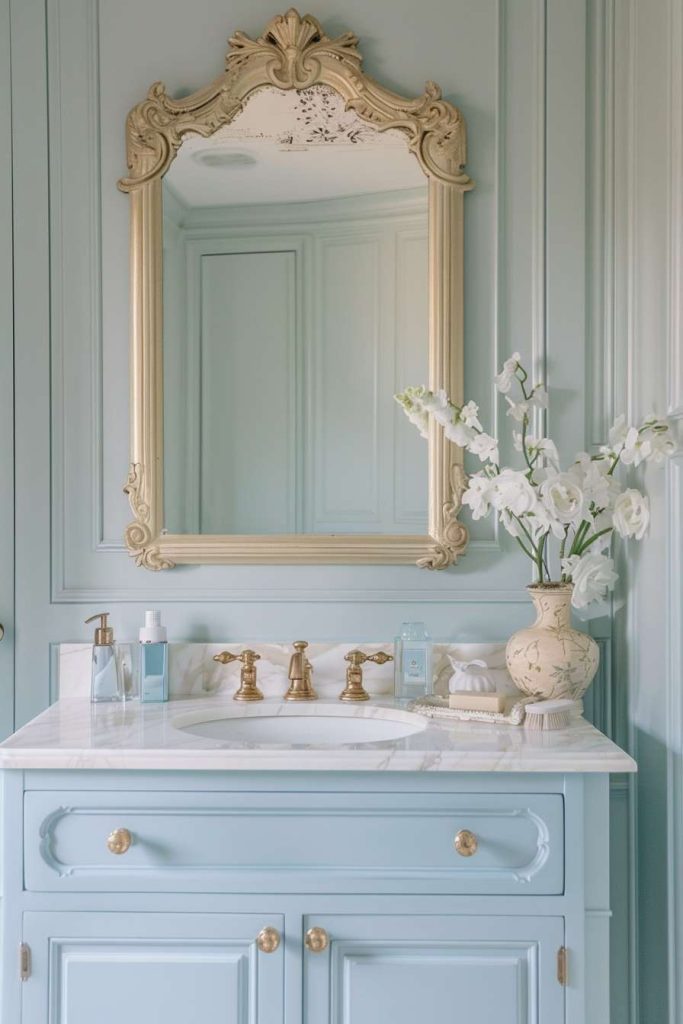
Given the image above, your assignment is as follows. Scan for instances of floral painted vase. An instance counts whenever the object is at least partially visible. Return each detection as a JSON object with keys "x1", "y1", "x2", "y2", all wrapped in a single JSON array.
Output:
[{"x1": 505, "y1": 583, "x2": 599, "y2": 701}]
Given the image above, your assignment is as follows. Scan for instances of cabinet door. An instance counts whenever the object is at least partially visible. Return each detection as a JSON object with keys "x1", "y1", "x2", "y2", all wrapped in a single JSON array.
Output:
[
  {"x1": 22, "y1": 911, "x2": 284, "y2": 1024},
  {"x1": 304, "y1": 914, "x2": 564, "y2": 1024}
]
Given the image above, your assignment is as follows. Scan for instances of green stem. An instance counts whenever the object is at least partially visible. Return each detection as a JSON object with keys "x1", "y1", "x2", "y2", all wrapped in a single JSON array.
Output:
[
  {"x1": 514, "y1": 536, "x2": 536, "y2": 561},
  {"x1": 576, "y1": 527, "x2": 613, "y2": 555}
]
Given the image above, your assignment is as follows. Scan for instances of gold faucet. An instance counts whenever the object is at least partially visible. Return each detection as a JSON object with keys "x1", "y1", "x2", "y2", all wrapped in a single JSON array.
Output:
[
  {"x1": 340, "y1": 649, "x2": 394, "y2": 702},
  {"x1": 213, "y1": 649, "x2": 263, "y2": 701},
  {"x1": 284, "y1": 641, "x2": 318, "y2": 701}
]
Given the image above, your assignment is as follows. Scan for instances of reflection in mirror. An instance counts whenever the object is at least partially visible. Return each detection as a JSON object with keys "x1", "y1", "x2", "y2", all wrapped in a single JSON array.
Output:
[{"x1": 162, "y1": 84, "x2": 428, "y2": 536}]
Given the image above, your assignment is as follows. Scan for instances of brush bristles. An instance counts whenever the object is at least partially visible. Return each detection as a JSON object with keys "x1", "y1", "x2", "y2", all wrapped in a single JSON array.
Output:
[{"x1": 525, "y1": 709, "x2": 572, "y2": 730}]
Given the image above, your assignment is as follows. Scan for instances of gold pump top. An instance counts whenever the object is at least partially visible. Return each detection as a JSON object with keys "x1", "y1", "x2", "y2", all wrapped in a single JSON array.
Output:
[{"x1": 85, "y1": 612, "x2": 114, "y2": 646}]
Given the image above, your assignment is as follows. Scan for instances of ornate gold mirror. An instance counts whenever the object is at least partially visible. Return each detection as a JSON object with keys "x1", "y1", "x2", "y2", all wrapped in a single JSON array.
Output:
[{"x1": 119, "y1": 8, "x2": 473, "y2": 570}]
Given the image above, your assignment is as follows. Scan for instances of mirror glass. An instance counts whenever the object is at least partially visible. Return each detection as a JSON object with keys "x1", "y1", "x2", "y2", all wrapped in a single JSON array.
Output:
[{"x1": 162, "y1": 84, "x2": 428, "y2": 535}]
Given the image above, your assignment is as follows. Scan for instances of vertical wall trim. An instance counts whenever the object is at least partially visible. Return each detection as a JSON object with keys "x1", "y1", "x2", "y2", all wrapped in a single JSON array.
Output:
[
  {"x1": 666, "y1": 1, "x2": 683, "y2": 1018},
  {"x1": 48, "y1": 0, "x2": 104, "y2": 598},
  {"x1": 625, "y1": 3, "x2": 640, "y2": 1018},
  {"x1": 587, "y1": 0, "x2": 616, "y2": 448},
  {"x1": 530, "y1": 0, "x2": 547, "y2": 439},
  {"x1": 0, "y1": 0, "x2": 15, "y2": 739},
  {"x1": 492, "y1": 0, "x2": 505, "y2": 458}
]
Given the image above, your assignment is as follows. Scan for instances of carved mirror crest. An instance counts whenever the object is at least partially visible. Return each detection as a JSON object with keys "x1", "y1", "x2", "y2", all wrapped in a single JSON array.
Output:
[{"x1": 119, "y1": 8, "x2": 473, "y2": 570}]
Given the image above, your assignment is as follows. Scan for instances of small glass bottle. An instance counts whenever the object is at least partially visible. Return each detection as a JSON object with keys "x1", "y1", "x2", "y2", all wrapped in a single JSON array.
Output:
[
  {"x1": 138, "y1": 610, "x2": 169, "y2": 703},
  {"x1": 394, "y1": 622, "x2": 433, "y2": 699},
  {"x1": 85, "y1": 612, "x2": 123, "y2": 703}
]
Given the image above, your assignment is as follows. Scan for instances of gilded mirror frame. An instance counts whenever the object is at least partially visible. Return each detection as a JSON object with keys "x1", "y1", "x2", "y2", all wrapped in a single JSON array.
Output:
[{"x1": 119, "y1": 8, "x2": 474, "y2": 570}]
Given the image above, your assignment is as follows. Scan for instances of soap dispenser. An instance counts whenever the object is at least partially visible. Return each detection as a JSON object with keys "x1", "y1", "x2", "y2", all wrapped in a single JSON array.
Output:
[
  {"x1": 85, "y1": 612, "x2": 123, "y2": 703},
  {"x1": 138, "y1": 610, "x2": 169, "y2": 703}
]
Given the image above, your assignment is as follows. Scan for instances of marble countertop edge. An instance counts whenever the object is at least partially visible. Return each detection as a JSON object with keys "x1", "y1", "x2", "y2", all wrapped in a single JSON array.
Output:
[{"x1": 0, "y1": 696, "x2": 637, "y2": 773}]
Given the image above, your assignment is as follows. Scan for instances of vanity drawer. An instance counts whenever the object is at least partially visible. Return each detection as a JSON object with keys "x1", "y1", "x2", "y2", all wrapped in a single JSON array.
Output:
[{"x1": 24, "y1": 790, "x2": 564, "y2": 895}]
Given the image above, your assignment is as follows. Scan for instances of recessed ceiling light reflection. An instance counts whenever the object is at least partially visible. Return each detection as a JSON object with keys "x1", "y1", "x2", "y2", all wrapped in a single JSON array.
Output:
[{"x1": 190, "y1": 149, "x2": 257, "y2": 169}]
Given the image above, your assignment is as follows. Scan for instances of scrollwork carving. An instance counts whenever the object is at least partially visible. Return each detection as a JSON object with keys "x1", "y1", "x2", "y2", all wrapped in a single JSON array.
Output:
[
  {"x1": 418, "y1": 465, "x2": 469, "y2": 570},
  {"x1": 118, "y1": 8, "x2": 472, "y2": 194},
  {"x1": 123, "y1": 464, "x2": 175, "y2": 571}
]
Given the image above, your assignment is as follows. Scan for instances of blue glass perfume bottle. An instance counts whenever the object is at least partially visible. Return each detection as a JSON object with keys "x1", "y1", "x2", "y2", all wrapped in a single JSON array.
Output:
[{"x1": 394, "y1": 622, "x2": 433, "y2": 699}]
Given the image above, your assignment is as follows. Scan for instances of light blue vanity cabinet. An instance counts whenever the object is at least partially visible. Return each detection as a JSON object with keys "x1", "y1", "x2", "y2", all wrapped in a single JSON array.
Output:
[{"x1": 0, "y1": 768, "x2": 618, "y2": 1024}]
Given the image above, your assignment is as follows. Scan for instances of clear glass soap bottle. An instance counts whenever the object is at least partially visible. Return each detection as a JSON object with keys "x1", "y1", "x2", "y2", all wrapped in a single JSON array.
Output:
[
  {"x1": 394, "y1": 621, "x2": 433, "y2": 700},
  {"x1": 85, "y1": 612, "x2": 123, "y2": 703}
]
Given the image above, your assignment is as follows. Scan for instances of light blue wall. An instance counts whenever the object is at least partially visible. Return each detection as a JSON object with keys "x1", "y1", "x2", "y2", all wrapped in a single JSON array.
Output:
[
  {"x1": 9, "y1": 0, "x2": 593, "y2": 722},
  {"x1": 9, "y1": 1, "x2": 681, "y2": 1022}
]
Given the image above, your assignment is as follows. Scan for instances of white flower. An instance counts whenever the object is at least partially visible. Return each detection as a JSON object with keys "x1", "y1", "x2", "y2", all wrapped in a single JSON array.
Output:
[
  {"x1": 618, "y1": 426, "x2": 645, "y2": 466},
  {"x1": 443, "y1": 419, "x2": 476, "y2": 447},
  {"x1": 567, "y1": 453, "x2": 620, "y2": 509},
  {"x1": 494, "y1": 352, "x2": 521, "y2": 394},
  {"x1": 468, "y1": 432, "x2": 499, "y2": 464},
  {"x1": 639, "y1": 422, "x2": 677, "y2": 464},
  {"x1": 506, "y1": 397, "x2": 529, "y2": 422},
  {"x1": 529, "y1": 384, "x2": 548, "y2": 408},
  {"x1": 490, "y1": 469, "x2": 538, "y2": 517},
  {"x1": 514, "y1": 433, "x2": 560, "y2": 469},
  {"x1": 608, "y1": 414, "x2": 629, "y2": 448},
  {"x1": 562, "y1": 552, "x2": 618, "y2": 608},
  {"x1": 590, "y1": 508, "x2": 614, "y2": 549},
  {"x1": 539, "y1": 472, "x2": 586, "y2": 526},
  {"x1": 613, "y1": 488, "x2": 650, "y2": 540},
  {"x1": 460, "y1": 401, "x2": 483, "y2": 430},
  {"x1": 394, "y1": 389, "x2": 430, "y2": 437},
  {"x1": 462, "y1": 474, "x2": 494, "y2": 519}
]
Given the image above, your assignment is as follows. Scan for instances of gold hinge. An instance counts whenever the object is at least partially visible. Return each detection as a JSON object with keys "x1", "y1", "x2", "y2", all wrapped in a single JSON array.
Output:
[
  {"x1": 557, "y1": 945, "x2": 568, "y2": 986},
  {"x1": 19, "y1": 943, "x2": 31, "y2": 981}
]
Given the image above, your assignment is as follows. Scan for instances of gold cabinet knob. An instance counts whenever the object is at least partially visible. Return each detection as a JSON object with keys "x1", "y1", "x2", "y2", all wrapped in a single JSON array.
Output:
[
  {"x1": 305, "y1": 926, "x2": 329, "y2": 953},
  {"x1": 454, "y1": 828, "x2": 478, "y2": 857},
  {"x1": 256, "y1": 926, "x2": 281, "y2": 954},
  {"x1": 107, "y1": 827, "x2": 132, "y2": 855}
]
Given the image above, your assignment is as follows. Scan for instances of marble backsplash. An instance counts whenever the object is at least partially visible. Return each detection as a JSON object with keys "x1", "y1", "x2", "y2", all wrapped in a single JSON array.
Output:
[{"x1": 58, "y1": 641, "x2": 511, "y2": 701}]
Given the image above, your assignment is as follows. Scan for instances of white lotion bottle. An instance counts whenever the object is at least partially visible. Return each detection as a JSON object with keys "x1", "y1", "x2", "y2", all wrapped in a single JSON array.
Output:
[
  {"x1": 85, "y1": 612, "x2": 123, "y2": 703},
  {"x1": 138, "y1": 610, "x2": 169, "y2": 703}
]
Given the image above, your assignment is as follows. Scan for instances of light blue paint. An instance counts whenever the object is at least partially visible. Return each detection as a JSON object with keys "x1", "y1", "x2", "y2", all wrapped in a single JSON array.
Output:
[
  {"x1": 0, "y1": 0, "x2": 14, "y2": 740},
  {"x1": 1, "y1": 768, "x2": 612, "y2": 1023}
]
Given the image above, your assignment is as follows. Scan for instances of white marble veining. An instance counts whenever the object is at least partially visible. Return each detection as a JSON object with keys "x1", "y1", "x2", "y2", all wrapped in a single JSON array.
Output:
[
  {"x1": 0, "y1": 694, "x2": 636, "y2": 773},
  {"x1": 57, "y1": 641, "x2": 513, "y2": 700}
]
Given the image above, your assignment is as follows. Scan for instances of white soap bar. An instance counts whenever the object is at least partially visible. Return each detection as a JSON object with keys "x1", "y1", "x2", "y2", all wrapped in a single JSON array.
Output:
[{"x1": 448, "y1": 691, "x2": 509, "y2": 713}]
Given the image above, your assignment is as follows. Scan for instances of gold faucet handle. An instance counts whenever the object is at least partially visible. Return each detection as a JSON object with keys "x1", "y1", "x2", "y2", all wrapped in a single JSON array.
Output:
[
  {"x1": 239, "y1": 649, "x2": 260, "y2": 667},
  {"x1": 343, "y1": 649, "x2": 394, "y2": 668},
  {"x1": 344, "y1": 649, "x2": 368, "y2": 668},
  {"x1": 213, "y1": 651, "x2": 239, "y2": 666},
  {"x1": 213, "y1": 649, "x2": 263, "y2": 702},
  {"x1": 340, "y1": 649, "x2": 394, "y2": 702},
  {"x1": 367, "y1": 651, "x2": 394, "y2": 667}
]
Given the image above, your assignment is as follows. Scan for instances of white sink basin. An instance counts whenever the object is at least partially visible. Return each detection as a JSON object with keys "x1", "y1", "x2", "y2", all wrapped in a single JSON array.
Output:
[{"x1": 172, "y1": 704, "x2": 426, "y2": 747}]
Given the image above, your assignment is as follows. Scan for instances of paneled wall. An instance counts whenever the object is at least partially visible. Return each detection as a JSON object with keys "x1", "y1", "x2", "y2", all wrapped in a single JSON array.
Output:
[
  {"x1": 9, "y1": 0, "x2": 591, "y2": 718},
  {"x1": 10, "y1": 1, "x2": 679, "y2": 1021}
]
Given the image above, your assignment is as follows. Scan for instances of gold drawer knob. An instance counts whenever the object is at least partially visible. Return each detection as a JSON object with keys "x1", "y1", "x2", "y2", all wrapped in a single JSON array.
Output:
[
  {"x1": 107, "y1": 828, "x2": 132, "y2": 855},
  {"x1": 305, "y1": 926, "x2": 329, "y2": 953},
  {"x1": 256, "y1": 926, "x2": 281, "y2": 954},
  {"x1": 454, "y1": 829, "x2": 478, "y2": 857}
]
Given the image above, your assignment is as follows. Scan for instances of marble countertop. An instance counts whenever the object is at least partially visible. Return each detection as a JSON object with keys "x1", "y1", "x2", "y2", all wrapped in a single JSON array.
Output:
[{"x1": 0, "y1": 696, "x2": 636, "y2": 772}]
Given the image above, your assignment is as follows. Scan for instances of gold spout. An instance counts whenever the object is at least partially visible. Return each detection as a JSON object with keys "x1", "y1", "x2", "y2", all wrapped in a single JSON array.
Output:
[{"x1": 284, "y1": 641, "x2": 318, "y2": 701}]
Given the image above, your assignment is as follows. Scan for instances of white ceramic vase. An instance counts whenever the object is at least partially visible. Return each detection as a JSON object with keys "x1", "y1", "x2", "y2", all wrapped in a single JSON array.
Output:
[{"x1": 505, "y1": 583, "x2": 599, "y2": 701}]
